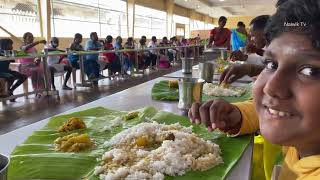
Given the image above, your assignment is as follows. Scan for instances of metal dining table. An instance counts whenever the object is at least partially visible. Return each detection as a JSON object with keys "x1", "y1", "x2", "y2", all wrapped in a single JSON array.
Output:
[
  {"x1": 0, "y1": 70, "x2": 253, "y2": 180},
  {"x1": 163, "y1": 64, "x2": 253, "y2": 83}
]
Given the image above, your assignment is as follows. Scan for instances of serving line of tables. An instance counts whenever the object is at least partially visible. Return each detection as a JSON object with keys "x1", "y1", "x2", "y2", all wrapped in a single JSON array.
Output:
[{"x1": 0, "y1": 68, "x2": 253, "y2": 180}]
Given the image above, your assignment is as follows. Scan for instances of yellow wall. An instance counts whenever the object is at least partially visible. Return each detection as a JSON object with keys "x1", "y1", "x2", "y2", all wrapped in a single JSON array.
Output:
[
  {"x1": 224, "y1": 16, "x2": 255, "y2": 29},
  {"x1": 190, "y1": 30, "x2": 211, "y2": 39}
]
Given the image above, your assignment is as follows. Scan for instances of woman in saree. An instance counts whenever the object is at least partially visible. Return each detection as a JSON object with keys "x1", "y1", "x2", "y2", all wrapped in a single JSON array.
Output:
[{"x1": 231, "y1": 21, "x2": 248, "y2": 51}]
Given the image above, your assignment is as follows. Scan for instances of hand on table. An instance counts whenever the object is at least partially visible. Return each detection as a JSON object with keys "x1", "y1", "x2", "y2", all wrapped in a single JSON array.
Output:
[
  {"x1": 219, "y1": 64, "x2": 251, "y2": 84},
  {"x1": 188, "y1": 99, "x2": 242, "y2": 134}
]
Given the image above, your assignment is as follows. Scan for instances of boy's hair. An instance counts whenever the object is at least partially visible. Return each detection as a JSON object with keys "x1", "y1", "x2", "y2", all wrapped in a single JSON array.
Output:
[
  {"x1": 90, "y1": 32, "x2": 97, "y2": 38},
  {"x1": 141, "y1": 35, "x2": 146, "y2": 39},
  {"x1": 250, "y1": 15, "x2": 270, "y2": 31},
  {"x1": 116, "y1": 36, "x2": 122, "y2": 41},
  {"x1": 151, "y1": 36, "x2": 157, "y2": 41},
  {"x1": 276, "y1": 0, "x2": 289, "y2": 7},
  {"x1": 237, "y1": 21, "x2": 245, "y2": 27},
  {"x1": 265, "y1": 0, "x2": 320, "y2": 48},
  {"x1": 74, "y1": 33, "x2": 82, "y2": 39},
  {"x1": 0, "y1": 38, "x2": 13, "y2": 49},
  {"x1": 51, "y1": 37, "x2": 59, "y2": 42},
  {"x1": 106, "y1": 35, "x2": 113, "y2": 42},
  {"x1": 218, "y1": 16, "x2": 227, "y2": 22},
  {"x1": 23, "y1": 32, "x2": 33, "y2": 40},
  {"x1": 127, "y1": 37, "x2": 133, "y2": 42}
]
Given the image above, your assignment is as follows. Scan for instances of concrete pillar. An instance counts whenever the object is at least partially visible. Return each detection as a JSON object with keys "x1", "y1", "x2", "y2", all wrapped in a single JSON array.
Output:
[
  {"x1": 38, "y1": 0, "x2": 51, "y2": 40},
  {"x1": 127, "y1": 0, "x2": 135, "y2": 37},
  {"x1": 165, "y1": 0, "x2": 174, "y2": 38}
]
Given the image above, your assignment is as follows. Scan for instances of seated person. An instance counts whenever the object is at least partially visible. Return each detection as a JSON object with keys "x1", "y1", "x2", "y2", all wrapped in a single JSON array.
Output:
[
  {"x1": 45, "y1": 37, "x2": 72, "y2": 90},
  {"x1": 18, "y1": 32, "x2": 46, "y2": 98},
  {"x1": 147, "y1": 36, "x2": 158, "y2": 69},
  {"x1": 68, "y1": 33, "x2": 83, "y2": 69},
  {"x1": 220, "y1": 15, "x2": 271, "y2": 84},
  {"x1": 168, "y1": 36, "x2": 177, "y2": 61},
  {"x1": 180, "y1": 38, "x2": 193, "y2": 58},
  {"x1": 137, "y1": 36, "x2": 150, "y2": 69},
  {"x1": 123, "y1": 37, "x2": 135, "y2": 72},
  {"x1": 85, "y1": 32, "x2": 102, "y2": 85},
  {"x1": 0, "y1": 38, "x2": 27, "y2": 100},
  {"x1": 101, "y1": 35, "x2": 121, "y2": 75},
  {"x1": 229, "y1": 15, "x2": 270, "y2": 65},
  {"x1": 189, "y1": 1, "x2": 320, "y2": 179},
  {"x1": 158, "y1": 37, "x2": 171, "y2": 69}
]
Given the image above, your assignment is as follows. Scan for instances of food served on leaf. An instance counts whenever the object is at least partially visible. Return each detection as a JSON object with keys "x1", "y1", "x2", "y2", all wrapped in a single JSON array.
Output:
[
  {"x1": 58, "y1": 117, "x2": 86, "y2": 132},
  {"x1": 215, "y1": 58, "x2": 229, "y2": 73},
  {"x1": 54, "y1": 133, "x2": 93, "y2": 152},
  {"x1": 16, "y1": 51, "x2": 29, "y2": 57},
  {"x1": 203, "y1": 83, "x2": 246, "y2": 97},
  {"x1": 168, "y1": 80, "x2": 179, "y2": 89},
  {"x1": 94, "y1": 122, "x2": 222, "y2": 180},
  {"x1": 123, "y1": 111, "x2": 139, "y2": 121},
  {"x1": 101, "y1": 117, "x2": 124, "y2": 132},
  {"x1": 220, "y1": 82, "x2": 230, "y2": 88}
]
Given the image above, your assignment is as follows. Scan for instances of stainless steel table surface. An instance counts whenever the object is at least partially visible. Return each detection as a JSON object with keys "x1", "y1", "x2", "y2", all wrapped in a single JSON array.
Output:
[
  {"x1": 164, "y1": 65, "x2": 253, "y2": 83},
  {"x1": 0, "y1": 71, "x2": 253, "y2": 180}
]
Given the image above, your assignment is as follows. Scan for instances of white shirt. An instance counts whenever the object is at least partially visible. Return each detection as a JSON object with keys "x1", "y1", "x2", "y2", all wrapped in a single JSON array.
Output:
[
  {"x1": 246, "y1": 53, "x2": 264, "y2": 65},
  {"x1": 45, "y1": 44, "x2": 60, "y2": 66},
  {"x1": 148, "y1": 41, "x2": 157, "y2": 54}
]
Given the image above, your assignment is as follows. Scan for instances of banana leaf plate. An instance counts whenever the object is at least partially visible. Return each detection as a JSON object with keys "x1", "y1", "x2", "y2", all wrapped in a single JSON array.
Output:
[
  {"x1": 151, "y1": 80, "x2": 253, "y2": 103},
  {"x1": 8, "y1": 107, "x2": 251, "y2": 180}
]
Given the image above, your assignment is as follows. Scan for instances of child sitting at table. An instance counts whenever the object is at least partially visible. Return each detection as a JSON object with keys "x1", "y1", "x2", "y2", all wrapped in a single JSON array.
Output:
[
  {"x1": 18, "y1": 32, "x2": 46, "y2": 98},
  {"x1": 0, "y1": 38, "x2": 27, "y2": 100},
  {"x1": 101, "y1": 35, "x2": 121, "y2": 75},
  {"x1": 158, "y1": 37, "x2": 171, "y2": 69},
  {"x1": 45, "y1": 37, "x2": 72, "y2": 90},
  {"x1": 68, "y1": 33, "x2": 84, "y2": 69},
  {"x1": 188, "y1": 0, "x2": 320, "y2": 179},
  {"x1": 123, "y1": 37, "x2": 135, "y2": 73}
]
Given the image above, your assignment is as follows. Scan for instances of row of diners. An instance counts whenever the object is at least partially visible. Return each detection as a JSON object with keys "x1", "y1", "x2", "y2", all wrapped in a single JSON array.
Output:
[{"x1": 0, "y1": 32, "x2": 204, "y2": 102}]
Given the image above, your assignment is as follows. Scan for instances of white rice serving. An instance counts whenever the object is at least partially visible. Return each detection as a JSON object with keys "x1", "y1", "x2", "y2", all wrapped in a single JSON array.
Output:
[
  {"x1": 95, "y1": 122, "x2": 222, "y2": 180},
  {"x1": 203, "y1": 83, "x2": 246, "y2": 97}
]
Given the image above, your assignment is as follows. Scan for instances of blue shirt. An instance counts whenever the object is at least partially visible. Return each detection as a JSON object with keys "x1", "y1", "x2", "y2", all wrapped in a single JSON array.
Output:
[
  {"x1": 113, "y1": 42, "x2": 122, "y2": 56},
  {"x1": 85, "y1": 40, "x2": 102, "y2": 60}
]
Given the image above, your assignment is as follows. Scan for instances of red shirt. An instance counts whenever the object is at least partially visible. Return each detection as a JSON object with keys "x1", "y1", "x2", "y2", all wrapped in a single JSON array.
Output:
[
  {"x1": 210, "y1": 27, "x2": 231, "y2": 49},
  {"x1": 103, "y1": 43, "x2": 116, "y2": 63}
]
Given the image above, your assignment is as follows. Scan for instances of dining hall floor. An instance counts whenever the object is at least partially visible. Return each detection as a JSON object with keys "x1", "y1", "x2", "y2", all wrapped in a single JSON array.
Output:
[{"x1": 0, "y1": 64, "x2": 186, "y2": 135}]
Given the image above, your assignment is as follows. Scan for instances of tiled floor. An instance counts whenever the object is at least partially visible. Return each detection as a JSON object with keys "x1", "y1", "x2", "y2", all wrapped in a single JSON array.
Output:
[{"x1": 0, "y1": 66, "x2": 183, "y2": 134}]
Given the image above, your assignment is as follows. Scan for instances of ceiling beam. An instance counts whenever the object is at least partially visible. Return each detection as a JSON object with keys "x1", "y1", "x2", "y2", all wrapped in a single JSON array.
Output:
[
  {"x1": 198, "y1": 0, "x2": 214, "y2": 7},
  {"x1": 221, "y1": 7, "x2": 234, "y2": 16}
]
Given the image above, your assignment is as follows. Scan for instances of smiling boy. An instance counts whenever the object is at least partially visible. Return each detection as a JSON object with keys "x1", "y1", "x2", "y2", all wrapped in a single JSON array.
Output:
[{"x1": 189, "y1": 0, "x2": 320, "y2": 179}]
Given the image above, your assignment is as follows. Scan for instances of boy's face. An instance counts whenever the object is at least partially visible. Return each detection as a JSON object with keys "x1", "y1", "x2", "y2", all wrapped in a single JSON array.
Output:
[
  {"x1": 75, "y1": 37, "x2": 82, "y2": 44},
  {"x1": 248, "y1": 28, "x2": 266, "y2": 49},
  {"x1": 253, "y1": 33, "x2": 320, "y2": 149},
  {"x1": 51, "y1": 38, "x2": 59, "y2": 48},
  {"x1": 91, "y1": 33, "x2": 98, "y2": 41},
  {"x1": 218, "y1": 20, "x2": 226, "y2": 28}
]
